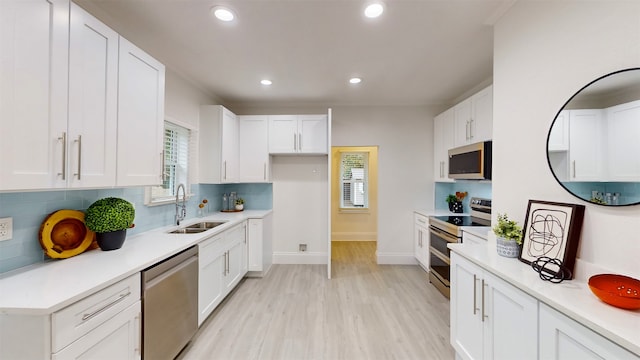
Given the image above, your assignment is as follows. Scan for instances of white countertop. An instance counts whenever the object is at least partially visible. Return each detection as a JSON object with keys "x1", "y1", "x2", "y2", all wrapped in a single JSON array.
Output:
[
  {"x1": 0, "y1": 210, "x2": 272, "y2": 316},
  {"x1": 460, "y1": 226, "x2": 491, "y2": 240},
  {"x1": 449, "y1": 242, "x2": 640, "y2": 356}
]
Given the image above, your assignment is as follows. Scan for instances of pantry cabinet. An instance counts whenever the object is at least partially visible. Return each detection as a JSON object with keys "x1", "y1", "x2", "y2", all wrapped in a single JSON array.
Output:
[
  {"x1": 268, "y1": 115, "x2": 328, "y2": 154},
  {"x1": 0, "y1": 274, "x2": 141, "y2": 359},
  {"x1": 433, "y1": 109, "x2": 455, "y2": 182},
  {"x1": 413, "y1": 213, "x2": 429, "y2": 270},
  {"x1": 539, "y1": 303, "x2": 637, "y2": 360},
  {"x1": 199, "y1": 105, "x2": 240, "y2": 183},
  {"x1": 451, "y1": 253, "x2": 538, "y2": 360},
  {"x1": 453, "y1": 85, "x2": 493, "y2": 147},
  {"x1": 239, "y1": 115, "x2": 271, "y2": 182},
  {"x1": 197, "y1": 222, "x2": 248, "y2": 326},
  {"x1": 0, "y1": 0, "x2": 69, "y2": 190}
]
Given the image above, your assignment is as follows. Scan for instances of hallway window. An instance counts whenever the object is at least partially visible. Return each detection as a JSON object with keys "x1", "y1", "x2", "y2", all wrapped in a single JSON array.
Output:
[{"x1": 341, "y1": 152, "x2": 368, "y2": 208}]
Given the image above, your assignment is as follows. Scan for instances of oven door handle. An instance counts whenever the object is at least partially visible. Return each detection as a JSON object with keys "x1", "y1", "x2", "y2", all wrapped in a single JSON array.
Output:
[
  {"x1": 429, "y1": 226, "x2": 459, "y2": 243},
  {"x1": 429, "y1": 246, "x2": 451, "y2": 265}
]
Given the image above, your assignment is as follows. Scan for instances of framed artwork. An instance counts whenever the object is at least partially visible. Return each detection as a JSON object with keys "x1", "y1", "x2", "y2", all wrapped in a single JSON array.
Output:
[{"x1": 518, "y1": 200, "x2": 585, "y2": 279}]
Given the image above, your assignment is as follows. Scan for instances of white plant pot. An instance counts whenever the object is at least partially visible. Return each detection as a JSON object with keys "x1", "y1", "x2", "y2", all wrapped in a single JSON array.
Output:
[
  {"x1": 235, "y1": 204, "x2": 244, "y2": 211},
  {"x1": 496, "y1": 237, "x2": 520, "y2": 258}
]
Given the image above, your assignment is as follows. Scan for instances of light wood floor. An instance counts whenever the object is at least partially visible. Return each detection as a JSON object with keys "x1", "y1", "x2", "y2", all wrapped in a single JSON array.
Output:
[{"x1": 178, "y1": 242, "x2": 454, "y2": 360}]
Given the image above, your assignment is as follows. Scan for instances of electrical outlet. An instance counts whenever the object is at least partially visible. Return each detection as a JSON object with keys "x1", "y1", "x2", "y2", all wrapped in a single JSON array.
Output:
[
  {"x1": 0, "y1": 217, "x2": 13, "y2": 241},
  {"x1": 299, "y1": 243, "x2": 307, "y2": 252}
]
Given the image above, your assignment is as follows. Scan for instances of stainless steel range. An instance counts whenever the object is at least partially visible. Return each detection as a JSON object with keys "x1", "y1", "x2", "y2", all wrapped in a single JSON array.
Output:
[{"x1": 428, "y1": 197, "x2": 491, "y2": 298}]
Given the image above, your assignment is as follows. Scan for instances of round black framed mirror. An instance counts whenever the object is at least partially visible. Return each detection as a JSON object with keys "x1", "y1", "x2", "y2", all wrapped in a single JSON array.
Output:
[{"x1": 547, "y1": 68, "x2": 640, "y2": 206}]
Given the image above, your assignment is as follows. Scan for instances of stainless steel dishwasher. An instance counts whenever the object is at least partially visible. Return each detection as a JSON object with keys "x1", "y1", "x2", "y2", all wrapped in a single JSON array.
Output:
[{"x1": 142, "y1": 245, "x2": 198, "y2": 360}]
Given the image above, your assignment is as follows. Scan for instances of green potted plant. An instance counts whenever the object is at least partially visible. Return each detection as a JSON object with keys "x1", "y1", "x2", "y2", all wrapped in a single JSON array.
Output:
[
  {"x1": 446, "y1": 191, "x2": 467, "y2": 213},
  {"x1": 85, "y1": 197, "x2": 135, "y2": 251},
  {"x1": 235, "y1": 198, "x2": 245, "y2": 211},
  {"x1": 492, "y1": 213, "x2": 522, "y2": 258}
]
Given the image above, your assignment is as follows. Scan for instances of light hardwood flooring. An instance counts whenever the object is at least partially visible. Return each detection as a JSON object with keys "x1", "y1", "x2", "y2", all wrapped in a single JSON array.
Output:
[{"x1": 178, "y1": 242, "x2": 454, "y2": 360}]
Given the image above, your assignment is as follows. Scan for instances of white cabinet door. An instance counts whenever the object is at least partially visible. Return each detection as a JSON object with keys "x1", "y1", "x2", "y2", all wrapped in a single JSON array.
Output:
[
  {"x1": 483, "y1": 271, "x2": 538, "y2": 360},
  {"x1": 224, "y1": 223, "x2": 247, "y2": 293},
  {"x1": 53, "y1": 302, "x2": 140, "y2": 360},
  {"x1": 568, "y1": 109, "x2": 605, "y2": 181},
  {"x1": 462, "y1": 231, "x2": 485, "y2": 245},
  {"x1": 268, "y1": 115, "x2": 298, "y2": 153},
  {"x1": 198, "y1": 234, "x2": 225, "y2": 326},
  {"x1": 454, "y1": 99, "x2": 473, "y2": 147},
  {"x1": 433, "y1": 109, "x2": 455, "y2": 182},
  {"x1": 413, "y1": 214, "x2": 429, "y2": 269},
  {"x1": 221, "y1": 109, "x2": 239, "y2": 183},
  {"x1": 239, "y1": 115, "x2": 270, "y2": 182},
  {"x1": 247, "y1": 218, "x2": 264, "y2": 272},
  {"x1": 470, "y1": 85, "x2": 493, "y2": 143},
  {"x1": 116, "y1": 37, "x2": 165, "y2": 186},
  {"x1": 549, "y1": 110, "x2": 570, "y2": 152},
  {"x1": 67, "y1": 3, "x2": 118, "y2": 188},
  {"x1": 199, "y1": 105, "x2": 239, "y2": 183},
  {"x1": 607, "y1": 100, "x2": 640, "y2": 181},
  {"x1": 451, "y1": 253, "x2": 537, "y2": 360},
  {"x1": 539, "y1": 303, "x2": 637, "y2": 360},
  {"x1": 299, "y1": 115, "x2": 328, "y2": 154},
  {"x1": 0, "y1": 0, "x2": 69, "y2": 190},
  {"x1": 451, "y1": 254, "x2": 484, "y2": 360}
]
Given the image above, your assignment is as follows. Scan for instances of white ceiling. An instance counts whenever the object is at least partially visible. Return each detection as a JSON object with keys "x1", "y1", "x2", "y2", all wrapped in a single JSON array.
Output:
[{"x1": 75, "y1": 0, "x2": 514, "y2": 108}]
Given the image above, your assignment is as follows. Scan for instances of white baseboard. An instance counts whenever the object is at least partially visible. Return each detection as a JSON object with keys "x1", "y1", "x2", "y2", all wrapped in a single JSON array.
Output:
[
  {"x1": 273, "y1": 251, "x2": 328, "y2": 264},
  {"x1": 376, "y1": 252, "x2": 418, "y2": 265}
]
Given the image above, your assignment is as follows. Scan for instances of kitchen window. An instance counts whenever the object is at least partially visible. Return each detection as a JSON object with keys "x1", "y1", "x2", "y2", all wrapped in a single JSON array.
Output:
[
  {"x1": 341, "y1": 152, "x2": 369, "y2": 209},
  {"x1": 146, "y1": 121, "x2": 194, "y2": 205}
]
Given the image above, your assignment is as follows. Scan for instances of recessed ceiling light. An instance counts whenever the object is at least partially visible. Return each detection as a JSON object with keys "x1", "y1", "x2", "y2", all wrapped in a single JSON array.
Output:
[
  {"x1": 349, "y1": 77, "x2": 362, "y2": 84},
  {"x1": 364, "y1": 2, "x2": 384, "y2": 18},
  {"x1": 260, "y1": 79, "x2": 272, "y2": 86},
  {"x1": 211, "y1": 6, "x2": 235, "y2": 22}
]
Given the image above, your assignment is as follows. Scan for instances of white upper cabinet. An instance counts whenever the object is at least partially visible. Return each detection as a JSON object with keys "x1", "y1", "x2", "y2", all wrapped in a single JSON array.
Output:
[
  {"x1": 116, "y1": 38, "x2": 165, "y2": 186},
  {"x1": 568, "y1": 109, "x2": 605, "y2": 181},
  {"x1": 199, "y1": 105, "x2": 239, "y2": 184},
  {"x1": 68, "y1": 3, "x2": 118, "y2": 188},
  {"x1": 0, "y1": 0, "x2": 69, "y2": 190},
  {"x1": 606, "y1": 100, "x2": 640, "y2": 181},
  {"x1": 454, "y1": 85, "x2": 493, "y2": 147},
  {"x1": 548, "y1": 110, "x2": 570, "y2": 152},
  {"x1": 268, "y1": 115, "x2": 327, "y2": 154},
  {"x1": 433, "y1": 108, "x2": 455, "y2": 182},
  {"x1": 239, "y1": 115, "x2": 270, "y2": 182}
]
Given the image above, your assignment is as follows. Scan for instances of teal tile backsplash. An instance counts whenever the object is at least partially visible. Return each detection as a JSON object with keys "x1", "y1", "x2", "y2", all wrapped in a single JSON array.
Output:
[
  {"x1": 434, "y1": 181, "x2": 492, "y2": 212},
  {"x1": 0, "y1": 183, "x2": 272, "y2": 273}
]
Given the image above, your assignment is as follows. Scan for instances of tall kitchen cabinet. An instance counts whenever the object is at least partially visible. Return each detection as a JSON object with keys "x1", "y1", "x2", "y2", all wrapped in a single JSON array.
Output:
[
  {"x1": 433, "y1": 108, "x2": 455, "y2": 182},
  {"x1": 453, "y1": 85, "x2": 493, "y2": 147},
  {"x1": 0, "y1": 0, "x2": 165, "y2": 190},
  {"x1": 199, "y1": 105, "x2": 240, "y2": 183},
  {"x1": 269, "y1": 115, "x2": 328, "y2": 154},
  {"x1": 450, "y1": 253, "x2": 538, "y2": 360},
  {"x1": 239, "y1": 115, "x2": 271, "y2": 182},
  {"x1": 0, "y1": 0, "x2": 70, "y2": 190}
]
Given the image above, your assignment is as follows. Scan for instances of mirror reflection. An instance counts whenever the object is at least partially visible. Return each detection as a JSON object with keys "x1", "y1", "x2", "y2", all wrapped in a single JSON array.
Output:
[{"x1": 547, "y1": 68, "x2": 640, "y2": 206}]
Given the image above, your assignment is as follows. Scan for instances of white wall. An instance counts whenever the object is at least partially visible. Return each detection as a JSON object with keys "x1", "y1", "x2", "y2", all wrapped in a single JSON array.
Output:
[
  {"x1": 165, "y1": 68, "x2": 218, "y2": 128},
  {"x1": 493, "y1": 1, "x2": 640, "y2": 280},
  {"x1": 332, "y1": 106, "x2": 435, "y2": 264}
]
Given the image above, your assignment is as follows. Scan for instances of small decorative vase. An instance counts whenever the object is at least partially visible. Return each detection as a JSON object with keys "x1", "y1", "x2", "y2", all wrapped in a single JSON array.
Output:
[
  {"x1": 235, "y1": 204, "x2": 244, "y2": 211},
  {"x1": 496, "y1": 237, "x2": 520, "y2": 258},
  {"x1": 450, "y1": 201, "x2": 463, "y2": 213},
  {"x1": 96, "y1": 229, "x2": 127, "y2": 251}
]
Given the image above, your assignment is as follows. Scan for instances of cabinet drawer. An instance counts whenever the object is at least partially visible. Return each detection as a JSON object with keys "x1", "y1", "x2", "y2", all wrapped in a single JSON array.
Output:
[
  {"x1": 199, "y1": 234, "x2": 226, "y2": 267},
  {"x1": 414, "y1": 214, "x2": 428, "y2": 227},
  {"x1": 52, "y1": 273, "x2": 140, "y2": 352}
]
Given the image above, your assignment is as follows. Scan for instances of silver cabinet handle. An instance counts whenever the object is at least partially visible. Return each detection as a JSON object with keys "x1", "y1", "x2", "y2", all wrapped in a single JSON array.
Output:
[
  {"x1": 58, "y1": 132, "x2": 67, "y2": 180},
  {"x1": 293, "y1": 133, "x2": 297, "y2": 151},
  {"x1": 469, "y1": 119, "x2": 474, "y2": 139},
  {"x1": 417, "y1": 218, "x2": 426, "y2": 224},
  {"x1": 481, "y1": 279, "x2": 488, "y2": 322},
  {"x1": 473, "y1": 274, "x2": 478, "y2": 315},
  {"x1": 264, "y1": 163, "x2": 267, "y2": 180},
  {"x1": 223, "y1": 161, "x2": 227, "y2": 180},
  {"x1": 299, "y1": 133, "x2": 302, "y2": 151},
  {"x1": 223, "y1": 252, "x2": 227, "y2": 275},
  {"x1": 74, "y1": 135, "x2": 82, "y2": 180},
  {"x1": 418, "y1": 231, "x2": 422, "y2": 248},
  {"x1": 82, "y1": 291, "x2": 131, "y2": 321},
  {"x1": 161, "y1": 151, "x2": 166, "y2": 181},
  {"x1": 572, "y1": 160, "x2": 576, "y2": 178}
]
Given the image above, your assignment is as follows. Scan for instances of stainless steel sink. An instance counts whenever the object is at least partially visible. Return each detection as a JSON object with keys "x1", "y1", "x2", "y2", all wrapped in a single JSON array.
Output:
[{"x1": 167, "y1": 221, "x2": 227, "y2": 234}]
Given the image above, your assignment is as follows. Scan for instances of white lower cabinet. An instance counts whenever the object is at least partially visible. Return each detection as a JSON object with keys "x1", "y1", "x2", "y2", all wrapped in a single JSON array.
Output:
[
  {"x1": 247, "y1": 213, "x2": 274, "y2": 277},
  {"x1": 451, "y1": 253, "x2": 538, "y2": 360},
  {"x1": 0, "y1": 274, "x2": 141, "y2": 359},
  {"x1": 198, "y1": 222, "x2": 248, "y2": 326},
  {"x1": 414, "y1": 213, "x2": 429, "y2": 269},
  {"x1": 539, "y1": 303, "x2": 637, "y2": 360}
]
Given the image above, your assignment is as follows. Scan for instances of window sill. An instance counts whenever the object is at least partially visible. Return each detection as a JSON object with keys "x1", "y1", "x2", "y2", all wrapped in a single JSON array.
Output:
[
  {"x1": 338, "y1": 208, "x2": 370, "y2": 214},
  {"x1": 145, "y1": 193, "x2": 194, "y2": 207}
]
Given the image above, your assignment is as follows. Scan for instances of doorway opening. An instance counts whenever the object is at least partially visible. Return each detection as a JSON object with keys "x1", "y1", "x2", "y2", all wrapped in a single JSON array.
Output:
[{"x1": 330, "y1": 146, "x2": 378, "y2": 274}]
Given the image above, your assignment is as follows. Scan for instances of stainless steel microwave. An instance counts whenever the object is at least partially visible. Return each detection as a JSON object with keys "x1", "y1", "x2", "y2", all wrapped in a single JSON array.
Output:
[{"x1": 448, "y1": 141, "x2": 492, "y2": 180}]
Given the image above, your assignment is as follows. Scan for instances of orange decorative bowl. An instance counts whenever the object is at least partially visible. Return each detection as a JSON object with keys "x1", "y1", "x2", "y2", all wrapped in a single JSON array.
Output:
[{"x1": 588, "y1": 274, "x2": 640, "y2": 310}]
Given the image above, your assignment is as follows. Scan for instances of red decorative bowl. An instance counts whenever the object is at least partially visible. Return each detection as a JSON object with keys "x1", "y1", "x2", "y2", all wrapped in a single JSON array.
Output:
[{"x1": 588, "y1": 274, "x2": 640, "y2": 310}]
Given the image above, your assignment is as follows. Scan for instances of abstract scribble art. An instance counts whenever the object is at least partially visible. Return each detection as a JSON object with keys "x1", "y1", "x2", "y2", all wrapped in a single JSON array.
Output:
[{"x1": 519, "y1": 200, "x2": 585, "y2": 280}]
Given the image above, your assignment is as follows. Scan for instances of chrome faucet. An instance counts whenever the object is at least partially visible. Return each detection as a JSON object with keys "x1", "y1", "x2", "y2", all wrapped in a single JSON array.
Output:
[{"x1": 175, "y1": 183, "x2": 187, "y2": 225}]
